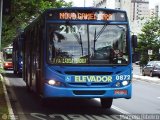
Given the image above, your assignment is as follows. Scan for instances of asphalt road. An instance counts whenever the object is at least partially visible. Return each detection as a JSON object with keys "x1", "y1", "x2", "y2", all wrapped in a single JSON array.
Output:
[
  {"x1": 113, "y1": 80, "x2": 160, "y2": 114},
  {"x1": 3, "y1": 70, "x2": 160, "y2": 120},
  {"x1": 3, "y1": 71, "x2": 122, "y2": 120}
]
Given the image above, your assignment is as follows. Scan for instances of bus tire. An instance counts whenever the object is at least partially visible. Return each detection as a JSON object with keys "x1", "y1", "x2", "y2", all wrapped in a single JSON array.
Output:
[
  {"x1": 18, "y1": 72, "x2": 22, "y2": 78},
  {"x1": 26, "y1": 81, "x2": 32, "y2": 93},
  {"x1": 100, "y1": 98, "x2": 113, "y2": 109},
  {"x1": 40, "y1": 98, "x2": 49, "y2": 107}
]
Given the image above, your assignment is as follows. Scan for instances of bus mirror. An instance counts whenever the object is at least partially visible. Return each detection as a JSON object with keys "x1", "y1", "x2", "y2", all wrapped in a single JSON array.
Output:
[{"x1": 132, "y1": 35, "x2": 138, "y2": 48}]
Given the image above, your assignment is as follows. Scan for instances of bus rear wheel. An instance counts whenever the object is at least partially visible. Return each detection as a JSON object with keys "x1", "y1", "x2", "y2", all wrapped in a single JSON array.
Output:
[{"x1": 100, "y1": 98, "x2": 113, "y2": 109}]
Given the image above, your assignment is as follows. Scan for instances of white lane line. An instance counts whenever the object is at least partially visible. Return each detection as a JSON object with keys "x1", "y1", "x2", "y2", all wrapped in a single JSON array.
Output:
[
  {"x1": 94, "y1": 99, "x2": 144, "y2": 119},
  {"x1": 157, "y1": 97, "x2": 160, "y2": 99},
  {"x1": 111, "y1": 105, "x2": 130, "y2": 114},
  {"x1": 1, "y1": 75, "x2": 16, "y2": 120},
  {"x1": 95, "y1": 98, "x2": 130, "y2": 114}
]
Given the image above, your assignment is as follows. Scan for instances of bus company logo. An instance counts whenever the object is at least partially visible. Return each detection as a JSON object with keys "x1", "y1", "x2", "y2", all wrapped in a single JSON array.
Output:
[{"x1": 65, "y1": 76, "x2": 72, "y2": 82}]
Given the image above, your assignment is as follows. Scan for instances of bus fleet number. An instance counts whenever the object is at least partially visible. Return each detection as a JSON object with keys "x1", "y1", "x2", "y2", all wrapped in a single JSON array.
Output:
[
  {"x1": 60, "y1": 25, "x2": 85, "y2": 34},
  {"x1": 116, "y1": 75, "x2": 130, "y2": 80}
]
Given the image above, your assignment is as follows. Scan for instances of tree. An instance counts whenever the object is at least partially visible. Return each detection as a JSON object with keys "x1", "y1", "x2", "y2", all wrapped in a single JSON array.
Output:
[
  {"x1": 2, "y1": 0, "x2": 72, "y2": 48},
  {"x1": 137, "y1": 17, "x2": 160, "y2": 65}
]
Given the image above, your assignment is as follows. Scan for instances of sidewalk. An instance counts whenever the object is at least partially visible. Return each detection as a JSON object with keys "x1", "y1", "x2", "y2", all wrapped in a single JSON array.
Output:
[
  {"x1": 132, "y1": 64, "x2": 160, "y2": 84},
  {"x1": 0, "y1": 74, "x2": 16, "y2": 120},
  {"x1": 0, "y1": 74, "x2": 9, "y2": 118}
]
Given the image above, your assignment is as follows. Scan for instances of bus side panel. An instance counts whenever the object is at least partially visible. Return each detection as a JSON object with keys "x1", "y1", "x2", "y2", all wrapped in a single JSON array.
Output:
[{"x1": 23, "y1": 16, "x2": 45, "y2": 96}]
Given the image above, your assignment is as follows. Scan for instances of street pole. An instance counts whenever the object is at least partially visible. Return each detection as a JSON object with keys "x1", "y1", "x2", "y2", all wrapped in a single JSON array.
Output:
[
  {"x1": 84, "y1": 0, "x2": 86, "y2": 7},
  {"x1": 0, "y1": 0, "x2": 3, "y2": 51}
]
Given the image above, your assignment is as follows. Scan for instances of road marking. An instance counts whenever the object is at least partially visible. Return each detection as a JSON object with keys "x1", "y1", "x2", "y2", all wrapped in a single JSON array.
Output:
[
  {"x1": 111, "y1": 105, "x2": 130, "y2": 114},
  {"x1": 157, "y1": 97, "x2": 160, "y2": 99},
  {"x1": 95, "y1": 98, "x2": 130, "y2": 114},
  {"x1": 95, "y1": 98, "x2": 143, "y2": 120}
]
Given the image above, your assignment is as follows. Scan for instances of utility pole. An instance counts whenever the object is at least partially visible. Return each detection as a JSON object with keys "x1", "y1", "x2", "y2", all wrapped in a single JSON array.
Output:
[
  {"x1": 0, "y1": 0, "x2": 3, "y2": 51},
  {"x1": 84, "y1": 0, "x2": 86, "y2": 7}
]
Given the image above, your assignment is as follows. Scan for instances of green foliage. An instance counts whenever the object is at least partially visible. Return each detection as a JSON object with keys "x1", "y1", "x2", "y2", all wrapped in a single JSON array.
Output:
[
  {"x1": 2, "y1": 0, "x2": 73, "y2": 49},
  {"x1": 137, "y1": 17, "x2": 160, "y2": 65},
  {"x1": 0, "y1": 64, "x2": 4, "y2": 73}
]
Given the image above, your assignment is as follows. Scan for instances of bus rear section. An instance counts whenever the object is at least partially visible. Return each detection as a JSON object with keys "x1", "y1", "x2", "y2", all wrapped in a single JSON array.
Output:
[{"x1": 23, "y1": 7, "x2": 137, "y2": 108}]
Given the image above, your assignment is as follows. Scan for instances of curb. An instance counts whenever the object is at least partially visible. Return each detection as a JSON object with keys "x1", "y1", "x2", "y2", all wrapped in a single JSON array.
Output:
[
  {"x1": 0, "y1": 74, "x2": 16, "y2": 120},
  {"x1": 133, "y1": 75, "x2": 160, "y2": 84}
]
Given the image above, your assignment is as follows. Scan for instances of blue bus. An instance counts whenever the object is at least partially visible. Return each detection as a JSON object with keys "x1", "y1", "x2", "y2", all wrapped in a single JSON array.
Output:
[
  {"x1": 12, "y1": 32, "x2": 24, "y2": 76},
  {"x1": 23, "y1": 7, "x2": 137, "y2": 108}
]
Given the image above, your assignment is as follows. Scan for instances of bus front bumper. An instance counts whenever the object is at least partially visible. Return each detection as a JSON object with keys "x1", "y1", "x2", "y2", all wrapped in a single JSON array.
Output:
[{"x1": 43, "y1": 83, "x2": 132, "y2": 99}]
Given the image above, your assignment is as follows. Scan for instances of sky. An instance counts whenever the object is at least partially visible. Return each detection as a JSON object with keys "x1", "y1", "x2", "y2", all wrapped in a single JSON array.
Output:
[
  {"x1": 149, "y1": 0, "x2": 160, "y2": 8},
  {"x1": 64, "y1": 0, "x2": 160, "y2": 9},
  {"x1": 64, "y1": 0, "x2": 93, "y2": 7}
]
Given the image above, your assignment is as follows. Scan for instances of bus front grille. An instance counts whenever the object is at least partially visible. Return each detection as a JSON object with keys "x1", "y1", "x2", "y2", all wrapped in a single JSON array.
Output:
[
  {"x1": 73, "y1": 90, "x2": 106, "y2": 95},
  {"x1": 68, "y1": 83, "x2": 110, "y2": 87}
]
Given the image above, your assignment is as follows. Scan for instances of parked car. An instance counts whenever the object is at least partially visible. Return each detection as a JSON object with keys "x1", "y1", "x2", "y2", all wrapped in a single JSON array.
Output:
[{"x1": 142, "y1": 61, "x2": 160, "y2": 77}]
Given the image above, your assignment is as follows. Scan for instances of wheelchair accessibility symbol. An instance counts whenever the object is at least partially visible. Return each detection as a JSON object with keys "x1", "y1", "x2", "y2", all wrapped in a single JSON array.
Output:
[{"x1": 65, "y1": 76, "x2": 72, "y2": 82}]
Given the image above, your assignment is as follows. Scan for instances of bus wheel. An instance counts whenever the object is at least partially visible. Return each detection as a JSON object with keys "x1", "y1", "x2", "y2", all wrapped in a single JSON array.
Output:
[
  {"x1": 26, "y1": 82, "x2": 32, "y2": 93},
  {"x1": 40, "y1": 98, "x2": 49, "y2": 107},
  {"x1": 18, "y1": 72, "x2": 22, "y2": 78},
  {"x1": 100, "y1": 98, "x2": 113, "y2": 109}
]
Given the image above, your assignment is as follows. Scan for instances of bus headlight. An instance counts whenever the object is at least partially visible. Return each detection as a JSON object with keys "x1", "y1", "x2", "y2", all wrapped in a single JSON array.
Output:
[
  {"x1": 122, "y1": 80, "x2": 129, "y2": 86},
  {"x1": 48, "y1": 80, "x2": 62, "y2": 86},
  {"x1": 115, "y1": 81, "x2": 130, "y2": 87}
]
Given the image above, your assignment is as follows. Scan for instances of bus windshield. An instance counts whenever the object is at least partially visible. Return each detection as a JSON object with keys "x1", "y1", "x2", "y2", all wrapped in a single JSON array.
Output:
[{"x1": 48, "y1": 23, "x2": 128, "y2": 65}]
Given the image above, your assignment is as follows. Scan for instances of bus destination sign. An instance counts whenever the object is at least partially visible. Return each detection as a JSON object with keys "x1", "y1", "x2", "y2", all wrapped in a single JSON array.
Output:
[
  {"x1": 59, "y1": 12, "x2": 112, "y2": 20},
  {"x1": 47, "y1": 10, "x2": 126, "y2": 21}
]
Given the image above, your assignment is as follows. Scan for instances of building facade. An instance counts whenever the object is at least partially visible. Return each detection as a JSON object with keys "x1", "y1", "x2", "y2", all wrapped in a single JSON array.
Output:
[
  {"x1": 149, "y1": 8, "x2": 155, "y2": 18},
  {"x1": 155, "y1": 5, "x2": 159, "y2": 18},
  {"x1": 94, "y1": 0, "x2": 150, "y2": 35},
  {"x1": 130, "y1": 0, "x2": 149, "y2": 35}
]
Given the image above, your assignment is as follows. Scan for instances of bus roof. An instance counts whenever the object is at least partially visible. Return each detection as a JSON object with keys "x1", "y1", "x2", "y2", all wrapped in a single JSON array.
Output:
[
  {"x1": 24, "y1": 7, "x2": 128, "y2": 31},
  {"x1": 44, "y1": 7, "x2": 127, "y2": 14}
]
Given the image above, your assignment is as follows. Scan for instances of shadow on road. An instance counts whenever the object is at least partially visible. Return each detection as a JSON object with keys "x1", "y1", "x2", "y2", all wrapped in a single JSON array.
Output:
[{"x1": 4, "y1": 71, "x2": 122, "y2": 120}]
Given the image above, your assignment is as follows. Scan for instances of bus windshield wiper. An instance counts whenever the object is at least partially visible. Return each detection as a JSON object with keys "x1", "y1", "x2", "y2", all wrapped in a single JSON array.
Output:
[
  {"x1": 74, "y1": 32, "x2": 83, "y2": 56},
  {"x1": 93, "y1": 24, "x2": 107, "y2": 53}
]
